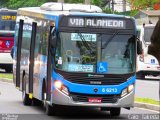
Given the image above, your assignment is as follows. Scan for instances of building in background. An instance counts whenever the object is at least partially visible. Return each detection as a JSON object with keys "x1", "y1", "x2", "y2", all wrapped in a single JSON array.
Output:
[
  {"x1": 135, "y1": 10, "x2": 160, "y2": 25},
  {"x1": 110, "y1": 0, "x2": 131, "y2": 12}
]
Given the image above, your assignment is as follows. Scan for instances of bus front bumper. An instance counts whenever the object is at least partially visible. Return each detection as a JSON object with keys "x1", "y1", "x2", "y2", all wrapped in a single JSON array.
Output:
[{"x1": 52, "y1": 88, "x2": 134, "y2": 107}]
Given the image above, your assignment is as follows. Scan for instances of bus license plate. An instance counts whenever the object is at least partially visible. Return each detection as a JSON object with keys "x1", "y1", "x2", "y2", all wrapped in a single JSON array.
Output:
[{"x1": 88, "y1": 98, "x2": 102, "y2": 103}]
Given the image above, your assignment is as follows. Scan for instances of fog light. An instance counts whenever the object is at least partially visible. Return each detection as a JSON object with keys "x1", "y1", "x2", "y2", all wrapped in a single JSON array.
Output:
[
  {"x1": 128, "y1": 84, "x2": 134, "y2": 93},
  {"x1": 121, "y1": 88, "x2": 127, "y2": 97}
]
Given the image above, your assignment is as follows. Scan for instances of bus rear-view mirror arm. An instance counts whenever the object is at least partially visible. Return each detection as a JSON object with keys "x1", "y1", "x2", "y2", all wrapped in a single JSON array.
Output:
[
  {"x1": 49, "y1": 26, "x2": 57, "y2": 57},
  {"x1": 50, "y1": 27, "x2": 57, "y2": 48},
  {"x1": 137, "y1": 38, "x2": 143, "y2": 55}
]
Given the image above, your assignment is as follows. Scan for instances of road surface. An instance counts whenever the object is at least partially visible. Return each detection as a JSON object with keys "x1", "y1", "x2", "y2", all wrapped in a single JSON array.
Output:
[{"x1": 0, "y1": 81, "x2": 159, "y2": 120}]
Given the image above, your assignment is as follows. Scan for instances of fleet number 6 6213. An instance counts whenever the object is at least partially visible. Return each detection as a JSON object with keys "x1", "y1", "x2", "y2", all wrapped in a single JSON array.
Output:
[{"x1": 102, "y1": 88, "x2": 118, "y2": 93}]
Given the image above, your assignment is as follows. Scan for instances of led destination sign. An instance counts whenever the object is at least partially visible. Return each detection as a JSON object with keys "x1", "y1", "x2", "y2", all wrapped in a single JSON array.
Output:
[
  {"x1": 1, "y1": 15, "x2": 16, "y2": 21},
  {"x1": 68, "y1": 18, "x2": 126, "y2": 29}
]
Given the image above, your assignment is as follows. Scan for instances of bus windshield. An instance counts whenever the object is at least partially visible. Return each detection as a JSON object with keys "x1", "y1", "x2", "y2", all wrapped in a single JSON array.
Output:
[
  {"x1": 0, "y1": 12, "x2": 16, "y2": 31},
  {"x1": 55, "y1": 32, "x2": 136, "y2": 74},
  {"x1": 144, "y1": 27, "x2": 154, "y2": 43}
]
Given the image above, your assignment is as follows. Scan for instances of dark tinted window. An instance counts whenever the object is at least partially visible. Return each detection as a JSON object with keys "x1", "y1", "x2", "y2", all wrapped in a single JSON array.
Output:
[
  {"x1": 0, "y1": 11, "x2": 16, "y2": 31},
  {"x1": 144, "y1": 27, "x2": 154, "y2": 42}
]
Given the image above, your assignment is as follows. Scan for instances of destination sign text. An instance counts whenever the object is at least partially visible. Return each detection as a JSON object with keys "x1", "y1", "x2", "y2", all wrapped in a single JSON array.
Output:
[{"x1": 68, "y1": 18, "x2": 126, "y2": 29}]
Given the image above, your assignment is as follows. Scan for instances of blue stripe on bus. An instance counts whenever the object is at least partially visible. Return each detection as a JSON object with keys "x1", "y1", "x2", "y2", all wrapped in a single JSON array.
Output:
[{"x1": 52, "y1": 71, "x2": 136, "y2": 95}]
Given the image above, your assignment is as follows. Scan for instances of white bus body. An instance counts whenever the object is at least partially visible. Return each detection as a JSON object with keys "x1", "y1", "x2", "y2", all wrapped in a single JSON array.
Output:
[{"x1": 136, "y1": 24, "x2": 160, "y2": 79}]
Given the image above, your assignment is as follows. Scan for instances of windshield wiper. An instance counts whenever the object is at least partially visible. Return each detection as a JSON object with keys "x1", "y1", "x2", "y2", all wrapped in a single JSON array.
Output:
[
  {"x1": 101, "y1": 31, "x2": 119, "y2": 49},
  {"x1": 77, "y1": 32, "x2": 94, "y2": 54}
]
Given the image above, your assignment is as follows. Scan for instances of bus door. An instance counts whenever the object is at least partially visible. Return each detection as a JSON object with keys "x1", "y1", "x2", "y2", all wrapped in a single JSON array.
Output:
[
  {"x1": 33, "y1": 20, "x2": 47, "y2": 99},
  {"x1": 46, "y1": 22, "x2": 56, "y2": 101},
  {"x1": 28, "y1": 22, "x2": 37, "y2": 98},
  {"x1": 16, "y1": 20, "x2": 23, "y2": 88}
]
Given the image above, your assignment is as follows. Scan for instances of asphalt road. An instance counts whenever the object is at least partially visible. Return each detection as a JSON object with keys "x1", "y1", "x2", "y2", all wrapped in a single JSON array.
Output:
[
  {"x1": 135, "y1": 79, "x2": 160, "y2": 101},
  {"x1": 0, "y1": 81, "x2": 159, "y2": 120}
]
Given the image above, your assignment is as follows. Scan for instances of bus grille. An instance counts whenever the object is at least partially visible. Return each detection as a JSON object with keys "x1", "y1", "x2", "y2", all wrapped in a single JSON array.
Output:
[
  {"x1": 70, "y1": 93, "x2": 120, "y2": 103},
  {"x1": 55, "y1": 69, "x2": 132, "y2": 85}
]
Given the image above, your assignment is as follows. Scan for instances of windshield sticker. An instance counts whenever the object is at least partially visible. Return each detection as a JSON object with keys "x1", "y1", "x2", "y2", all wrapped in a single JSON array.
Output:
[
  {"x1": 58, "y1": 57, "x2": 62, "y2": 64},
  {"x1": 71, "y1": 33, "x2": 96, "y2": 42},
  {"x1": 68, "y1": 64, "x2": 93, "y2": 72},
  {"x1": 97, "y1": 62, "x2": 108, "y2": 73}
]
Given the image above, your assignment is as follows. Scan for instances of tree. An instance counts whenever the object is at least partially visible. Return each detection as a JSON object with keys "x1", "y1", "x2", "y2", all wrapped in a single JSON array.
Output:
[
  {"x1": 5, "y1": 0, "x2": 46, "y2": 9},
  {"x1": 0, "y1": 0, "x2": 10, "y2": 8},
  {"x1": 4, "y1": 0, "x2": 58, "y2": 9},
  {"x1": 65, "y1": 0, "x2": 84, "y2": 3},
  {"x1": 128, "y1": 0, "x2": 159, "y2": 10}
]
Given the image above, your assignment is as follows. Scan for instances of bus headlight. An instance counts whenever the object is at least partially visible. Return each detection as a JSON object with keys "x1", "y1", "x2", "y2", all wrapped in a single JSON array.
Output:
[
  {"x1": 121, "y1": 88, "x2": 127, "y2": 97},
  {"x1": 128, "y1": 84, "x2": 134, "y2": 93},
  {"x1": 54, "y1": 80, "x2": 69, "y2": 95},
  {"x1": 54, "y1": 81, "x2": 62, "y2": 89},
  {"x1": 121, "y1": 84, "x2": 134, "y2": 97}
]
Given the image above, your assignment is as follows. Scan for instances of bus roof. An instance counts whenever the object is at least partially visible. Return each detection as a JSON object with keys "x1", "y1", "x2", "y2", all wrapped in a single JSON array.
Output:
[
  {"x1": 0, "y1": 8, "x2": 17, "y2": 13},
  {"x1": 17, "y1": 2, "x2": 131, "y2": 20}
]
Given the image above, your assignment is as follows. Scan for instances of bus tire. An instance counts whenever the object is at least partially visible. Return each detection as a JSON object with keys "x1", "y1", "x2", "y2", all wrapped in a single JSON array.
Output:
[
  {"x1": 110, "y1": 108, "x2": 121, "y2": 116},
  {"x1": 45, "y1": 103, "x2": 56, "y2": 116},
  {"x1": 22, "y1": 75, "x2": 32, "y2": 106},
  {"x1": 32, "y1": 98, "x2": 42, "y2": 106},
  {"x1": 22, "y1": 91, "x2": 32, "y2": 106}
]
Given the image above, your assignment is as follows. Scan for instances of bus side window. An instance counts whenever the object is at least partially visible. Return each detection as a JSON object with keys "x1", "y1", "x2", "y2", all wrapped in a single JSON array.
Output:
[{"x1": 39, "y1": 21, "x2": 49, "y2": 56}]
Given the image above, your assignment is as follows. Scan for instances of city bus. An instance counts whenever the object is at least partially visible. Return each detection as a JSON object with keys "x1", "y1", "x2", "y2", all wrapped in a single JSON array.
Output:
[
  {"x1": 13, "y1": 2, "x2": 142, "y2": 116},
  {"x1": 136, "y1": 24, "x2": 160, "y2": 79},
  {"x1": 0, "y1": 8, "x2": 16, "y2": 72}
]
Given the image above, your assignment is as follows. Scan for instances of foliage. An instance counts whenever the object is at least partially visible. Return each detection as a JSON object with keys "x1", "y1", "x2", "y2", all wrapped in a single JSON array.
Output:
[
  {"x1": 135, "y1": 97, "x2": 160, "y2": 105},
  {"x1": 5, "y1": 0, "x2": 47, "y2": 9},
  {"x1": 1, "y1": 0, "x2": 57, "y2": 9},
  {"x1": 1, "y1": 0, "x2": 139, "y2": 17},
  {"x1": 65, "y1": 0, "x2": 84, "y2": 3},
  {"x1": 127, "y1": 0, "x2": 159, "y2": 10},
  {"x1": 119, "y1": 10, "x2": 138, "y2": 17},
  {"x1": 0, "y1": 74, "x2": 13, "y2": 80},
  {"x1": 91, "y1": 0, "x2": 102, "y2": 7},
  {"x1": 2, "y1": 0, "x2": 105, "y2": 9}
]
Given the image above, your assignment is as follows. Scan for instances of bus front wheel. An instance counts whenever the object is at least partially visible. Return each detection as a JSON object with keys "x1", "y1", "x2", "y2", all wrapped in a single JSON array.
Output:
[
  {"x1": 45, "y1": 102, "x2": 56, "y2": 116},
  {"x1": 110, "y1": 108, "x2": 121, "y2": 116},
  {"x1": 22, "y1": 75, "x2": 32, "y2": 106},
  {"x1": 22, "y1": 91, "x2": 32, "y2": 106}
]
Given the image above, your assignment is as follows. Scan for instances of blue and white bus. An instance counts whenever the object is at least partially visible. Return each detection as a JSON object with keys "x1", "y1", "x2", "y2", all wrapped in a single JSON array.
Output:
[{"x1": 13, "y1": 2, "x2": 142, "y2": 116}]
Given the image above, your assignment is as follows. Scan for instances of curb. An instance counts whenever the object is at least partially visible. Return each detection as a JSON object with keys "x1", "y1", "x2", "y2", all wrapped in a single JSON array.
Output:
[
  {"x1": 135, "y1": 102, "x2": 160, "y2": 112},
  {"x1": 0, "y1": 78, "x2": 13, "y2": 83}
]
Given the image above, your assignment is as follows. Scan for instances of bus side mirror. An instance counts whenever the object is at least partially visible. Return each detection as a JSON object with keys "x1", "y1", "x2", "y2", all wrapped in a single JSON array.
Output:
[
  {"x1": 50, "y1": 27, "x2": 56, "y2": 48},
  {"x1": 137, "y1": 38, "x2": 142, "y2": 55}
]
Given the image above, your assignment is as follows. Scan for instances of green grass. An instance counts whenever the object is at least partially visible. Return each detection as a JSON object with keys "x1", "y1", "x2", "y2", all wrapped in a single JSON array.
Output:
[
  {"x1": 0, "y1": 73, "x2": 13, "y2": 80},
  {"x1": 135, "y1": 97, "x2": 160, "y2": 106}
]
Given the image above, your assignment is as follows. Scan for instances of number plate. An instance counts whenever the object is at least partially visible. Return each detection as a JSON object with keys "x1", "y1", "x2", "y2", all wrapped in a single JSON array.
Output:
[{"x1": 88, "y1": 98, "x2": 102, "y2": 103}]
